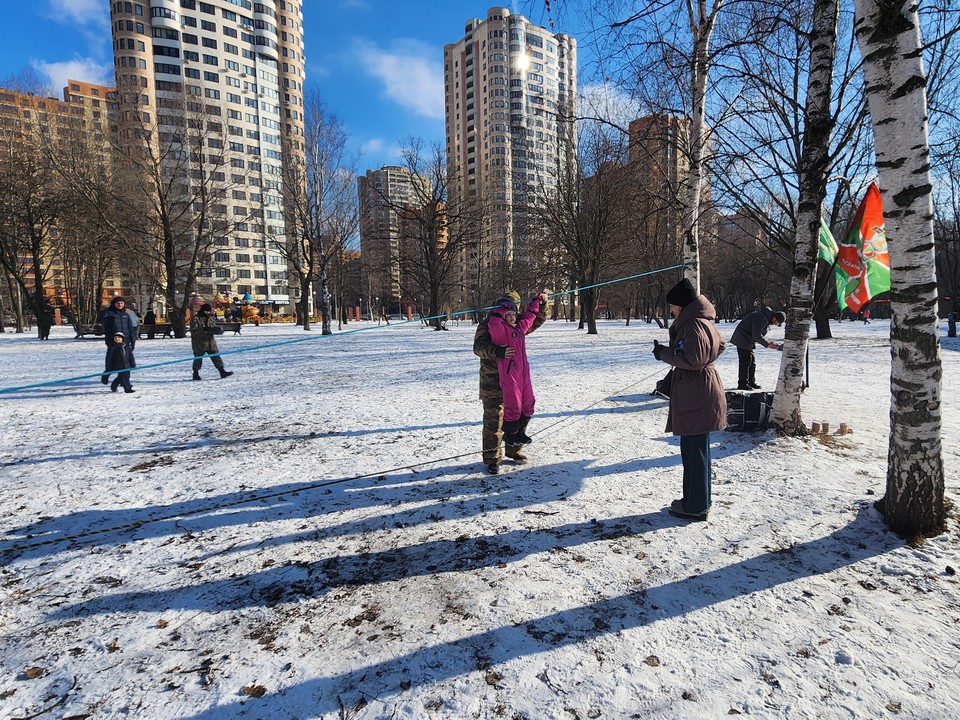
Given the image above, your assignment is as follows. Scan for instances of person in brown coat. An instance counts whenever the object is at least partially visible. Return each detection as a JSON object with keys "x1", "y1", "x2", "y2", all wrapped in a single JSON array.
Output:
[
  {"x1": 473, "y1": 290, "x2": 547, "y2": 474},
  {"x1": 653, "y1": 278, "x2": 727, "y2": 521}
]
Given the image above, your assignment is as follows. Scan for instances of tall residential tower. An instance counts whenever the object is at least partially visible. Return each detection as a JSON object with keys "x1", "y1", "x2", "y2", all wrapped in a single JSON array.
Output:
[
  {"x1": 108, "y1": 0, "x2": 305, "y2": 311},
  {"x1": 444, "y1": 7, "x2": 576, "y2": 300}
]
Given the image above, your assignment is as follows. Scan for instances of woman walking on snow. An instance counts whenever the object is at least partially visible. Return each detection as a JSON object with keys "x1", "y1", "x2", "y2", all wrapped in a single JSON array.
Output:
[{"x1": 488, "y1": 292, "x2": 547, "y2": 458}]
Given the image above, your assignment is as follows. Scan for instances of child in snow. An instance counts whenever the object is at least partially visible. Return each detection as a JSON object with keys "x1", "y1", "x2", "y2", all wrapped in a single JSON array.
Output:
[
  {"x1": 487, "y1": 292, "x2": 547, "y2": 451},
  {"x1": 105, "y1": 332, "x2": 135, "y2": 393}
]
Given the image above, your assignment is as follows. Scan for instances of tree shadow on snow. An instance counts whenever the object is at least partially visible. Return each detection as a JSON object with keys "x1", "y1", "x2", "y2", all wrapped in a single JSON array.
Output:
[{"x1": 172, "y1": 504, "x2": 896, "y2": 720}]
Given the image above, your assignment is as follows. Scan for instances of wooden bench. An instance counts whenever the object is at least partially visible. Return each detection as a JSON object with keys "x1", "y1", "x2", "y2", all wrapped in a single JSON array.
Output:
[
  {"x1": 75, "y1": 324, "x2": 104, "y2": 339},
  {"x1": 138, "y1": 324, "x2": 174, "y2": 338},
  {"x1": 218, "y1": 322, "x2": 242, "y2": 335}
]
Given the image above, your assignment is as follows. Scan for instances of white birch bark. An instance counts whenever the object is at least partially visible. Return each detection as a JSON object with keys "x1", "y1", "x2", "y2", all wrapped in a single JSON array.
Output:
[
  {"x1": 772, "y1": 0, "x2": 840, "y2": 434},
  {"x1": 681, "y1": 0, "x2": 723, "y2": 293},
  {"x1": 853, "y1": 0, "x2": 945, "y2": 536}
]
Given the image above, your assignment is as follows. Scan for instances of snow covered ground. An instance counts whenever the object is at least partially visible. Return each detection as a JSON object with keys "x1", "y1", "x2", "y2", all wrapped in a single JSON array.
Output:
[{"x1": 1, "y1": 317, "x2": 959, "y2": 720}]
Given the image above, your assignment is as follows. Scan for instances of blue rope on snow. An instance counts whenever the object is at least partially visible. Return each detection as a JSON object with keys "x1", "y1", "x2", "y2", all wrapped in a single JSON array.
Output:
[{"x1": 0, "y1": 263, "x2": 684, "y2": 395}]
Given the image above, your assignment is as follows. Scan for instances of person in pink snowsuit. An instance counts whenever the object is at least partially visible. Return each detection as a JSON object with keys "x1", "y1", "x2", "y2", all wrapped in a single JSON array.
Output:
[{"x1": 488, "y1": 293, "x2": 547, "y2": 448}]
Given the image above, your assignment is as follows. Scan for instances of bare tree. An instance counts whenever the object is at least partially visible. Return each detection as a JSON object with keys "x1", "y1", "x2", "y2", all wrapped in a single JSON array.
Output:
[
  {"x1": 772, "y1": 0, "x2": 841, "y2": 435},
  {"x1": 280, "y1": 97, "x2": 358, "y2": 334},
  {"x1": 390, "y1": 138, "x2": 480, "y2": 330},
  {"x1": 0, "y1": 90, "x2": 64, "y2": 336},
  {"x1": 854, "y1": 0, "x2": 944, "y2": 537}
]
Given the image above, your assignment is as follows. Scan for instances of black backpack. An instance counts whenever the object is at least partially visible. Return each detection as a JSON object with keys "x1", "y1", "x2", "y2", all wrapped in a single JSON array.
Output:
[{"x1": 725, "y1": 390, "x2": 774, "y2": 431}]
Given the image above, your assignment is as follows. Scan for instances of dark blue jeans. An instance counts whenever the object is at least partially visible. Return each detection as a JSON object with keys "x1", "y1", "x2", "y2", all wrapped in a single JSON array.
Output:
[{"x1": 680, "y1": 433, "x2": 712, "y2": 513}]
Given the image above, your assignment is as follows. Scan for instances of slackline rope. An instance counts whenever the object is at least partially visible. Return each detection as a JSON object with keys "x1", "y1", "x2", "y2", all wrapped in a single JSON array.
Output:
[
  {"x1": 1, "y1": 367, "x2": 667, "y2": 555},
  {"x1": 0, "y1": 263, "x2": 684, "y2": 395}
]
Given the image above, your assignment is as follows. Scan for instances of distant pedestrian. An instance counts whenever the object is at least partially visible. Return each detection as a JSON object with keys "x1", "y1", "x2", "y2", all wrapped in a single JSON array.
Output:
[
  {"x1": 730, "y1": 307, "x2": 785, "y2": 390},
  {"x1": 652, "y1": 278, "x2": 727, "y2": 522},
  {"x1": 948, "y1": 309, "x2": 957, "y2": 338},
  {"x1": 190, "y1": 303, "x2": 233, "y2": 381},
  {"x1": 105, "y1": 333, "x2": 135, "y2": 393},
  {"x1": 144, "y1": 308, "x2": 157, "y2": 339},
  {"x1": 37, "y1": 302, "x2": 54, "y2": 340},
  {"x1": 862, "y1": 308, "x2": 871, "y2": 325}
]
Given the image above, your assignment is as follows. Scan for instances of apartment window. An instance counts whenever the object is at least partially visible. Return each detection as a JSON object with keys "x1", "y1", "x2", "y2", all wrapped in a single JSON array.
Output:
[
  {"x1": 215, "y1": 252, "x2": 230, "y2": 262},
  {"x1": 183, "y1": 16, "x2": 197, "y2": 27},
  {"x1": 184, "y1": 50, "x2": 199, "y2": 61},
  {"x1": 224, "y1": 43, "x2": 238, "y2": 55},
  {"x1": 203, "y1": 54, "x2": 218, "y2": 65},
  {"x1": 236, "y1": 254, "x2": 251, "y2": 263},
  {"x1": 183, "y1": 33, "x2": 198, "y2": 44},
  {"x1": 185, "y1": 68, "x2": 200, "y2": 79},
  {"x1": 180, "y1": 0, "x2": 196, "y2": 8},
  {"x1": 203, "y1": 71, "x2": 219, "y2": 82},
  {"x1": 202, "y1": 37, "x2": 217, "y2": 49},
  {"x1": 200, "y1": 2, "x2": 215, "y2": 14}
]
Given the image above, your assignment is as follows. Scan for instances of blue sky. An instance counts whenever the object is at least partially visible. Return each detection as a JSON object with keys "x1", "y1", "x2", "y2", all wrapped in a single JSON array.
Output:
[{"x1": 0, "y1": 0, "x2": 587, "y2": 172}]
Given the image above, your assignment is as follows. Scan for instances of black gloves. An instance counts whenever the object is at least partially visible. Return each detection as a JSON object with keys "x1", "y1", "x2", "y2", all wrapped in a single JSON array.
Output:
[
  {"x1": 653, "y1": 339, "x2": 663, "y2": 361},
  {"x1": 495, "y1": 346, "x2": 507, "y2": 359}
]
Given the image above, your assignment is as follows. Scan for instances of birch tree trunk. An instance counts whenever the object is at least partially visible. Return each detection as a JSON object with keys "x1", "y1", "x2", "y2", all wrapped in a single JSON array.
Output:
[
  {"x1": 773, "y1": 0, "x2": 840, "y2": 435},
  {"x1": 853, "y1": 0, "x2": 945, "y2": 537},
  {"x1": 681, "y1": 0, "x2": 723, "y2": 293}
]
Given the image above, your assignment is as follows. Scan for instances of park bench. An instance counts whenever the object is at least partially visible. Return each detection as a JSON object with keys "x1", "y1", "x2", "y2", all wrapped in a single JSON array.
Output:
[
  {"x1": 138, "y1": 324, "x2": 174, "y2": 339},
  {"x1": 217, "y1": 322, "x2": 242, "y2": 335},
  {"x1": 75, "y1": 324, "x2": 104, "y2": 339}
]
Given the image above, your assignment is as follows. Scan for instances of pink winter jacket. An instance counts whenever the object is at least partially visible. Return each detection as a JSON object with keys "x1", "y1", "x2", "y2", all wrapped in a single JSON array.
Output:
[{"x1": 488, "y1": 297, "x2": 543, "y2": 420}]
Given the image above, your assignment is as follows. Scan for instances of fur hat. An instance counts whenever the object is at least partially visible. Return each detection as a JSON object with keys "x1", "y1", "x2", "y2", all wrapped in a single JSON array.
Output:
[
  {"x1": 200, "y1": 303, "x2": 213, "y2": 313},
  {"x1": 666, "y1": 278, "x2": 697, "y2": 308},
  {"x1": 504, "y1": 290, "x2": 521, "y2": 305}
]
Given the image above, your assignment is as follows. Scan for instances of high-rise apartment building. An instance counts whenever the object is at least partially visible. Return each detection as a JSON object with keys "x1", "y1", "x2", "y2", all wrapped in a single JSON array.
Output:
[
  {"x1": 357, "y1": 165, "x2": 428, "y2": 313},
  {"x1": 108, "y1": 0, "x2": 305, "y2": 311},
  {"x1": 444, "y1": 7, "x2": 576, "y2": 299}
]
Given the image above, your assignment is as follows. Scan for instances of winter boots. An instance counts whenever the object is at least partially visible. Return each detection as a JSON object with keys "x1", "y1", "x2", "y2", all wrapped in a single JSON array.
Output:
[
  {"x1": 516, "y1": 415, "x2": 533, "y2": 444},
  {"x1": 192, "y1": 371, "x2": 202, "y2": 381},
  {"x1": 504, "y1": 443, "x2": 527, "y2": 464},
  {"x1": 218, "y1": 368, "x2": 234, "y2": 379}
]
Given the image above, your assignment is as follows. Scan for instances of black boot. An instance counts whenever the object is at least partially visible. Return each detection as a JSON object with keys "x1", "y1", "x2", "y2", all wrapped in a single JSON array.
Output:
[
  {"x1": 192, "y1": 371, "x2": 202, "y2": 381},
  {"x1": 218, "y1": 367, "x2": 233, "y2": 379},
  {"x1": 517, "y1": 415, "x2": 533, "y2": 444},
  {"x1": 502, "y1": 419, "x2": 522, "y2": 448}
]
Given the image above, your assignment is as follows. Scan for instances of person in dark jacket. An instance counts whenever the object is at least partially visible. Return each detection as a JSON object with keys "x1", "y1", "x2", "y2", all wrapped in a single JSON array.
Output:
[
  {"x1": 473, "y1": 290, "x2": 547, "y2": 474},
  {"x1": 143, "y1": 308, "x2": 156, "y2": 339},
  {"x1": 190, "y1": 303, "x2": 233, "y2": 380},
  {"x1": 730, "y1": 306, "x2": 785, "y2": 390},
  {"x1": 105, "y1": 333, "x2": 135, "y2": 393},
  {"x1": 37, "y1": 302, "x2": 54, "y2": 340},
  {"x1": 652, "y1": 278, "x2": 727, "y2": 521},
  {"x1": 99, "y1": 297, "x2": 135, "y2": 384}
]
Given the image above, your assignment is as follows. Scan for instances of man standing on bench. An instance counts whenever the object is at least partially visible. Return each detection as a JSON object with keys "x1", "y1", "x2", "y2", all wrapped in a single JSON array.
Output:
[
  {"x1": 730, "y1": 307, "x2": 785, "y2": 390},
  {"x1": 144, "y1": 307, "x2": 156, "y2": 339}
]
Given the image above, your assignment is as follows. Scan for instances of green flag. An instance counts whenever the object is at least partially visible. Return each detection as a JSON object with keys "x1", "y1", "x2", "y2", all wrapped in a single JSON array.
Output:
[{"x1": 818, "y1": 218, "x2": 838, "y2": 263}]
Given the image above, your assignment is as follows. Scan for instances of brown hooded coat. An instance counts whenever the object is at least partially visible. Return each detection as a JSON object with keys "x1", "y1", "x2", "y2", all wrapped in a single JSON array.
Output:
[{"x1": 661, "y1": 295, "x2": 727, "y2": 436}]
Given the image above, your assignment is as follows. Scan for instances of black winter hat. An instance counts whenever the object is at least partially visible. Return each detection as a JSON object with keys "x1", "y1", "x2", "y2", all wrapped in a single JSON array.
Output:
[
  {"x1": 666, "y1": 278, "x2": 698, "y2": 308},
  {"x1": 200, "y1": 303, "x2": 213, "y2": 312},
  {"x1": 110, "y1": 296, "x2": 125, "y2": 307},
  {"x1": 494, "y1": 296, "x2": 517, "y2": 313}
]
